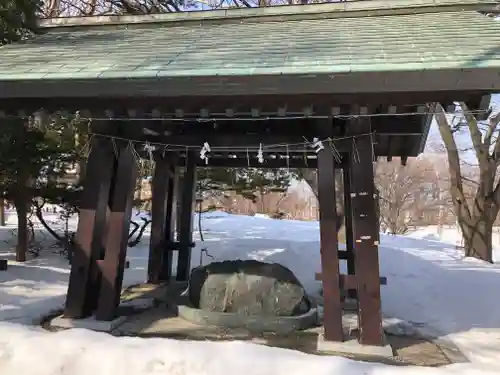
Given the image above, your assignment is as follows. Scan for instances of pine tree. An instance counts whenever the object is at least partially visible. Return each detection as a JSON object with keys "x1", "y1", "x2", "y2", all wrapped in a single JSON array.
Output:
[
  {"x1": 0, "y1": 115, "x2": 79, "y2": 261},
  {"x1": 0, "y1": 0, "x2": 41, "y2": 45},
  {"x1": 197, "y1": 167, "x2": 296, "y2": 213}
]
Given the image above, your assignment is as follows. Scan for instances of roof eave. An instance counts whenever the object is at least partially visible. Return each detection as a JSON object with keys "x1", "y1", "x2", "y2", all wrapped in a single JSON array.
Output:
[{"x1": 38, "y1": 0, "x2": 499, "y2": 30}]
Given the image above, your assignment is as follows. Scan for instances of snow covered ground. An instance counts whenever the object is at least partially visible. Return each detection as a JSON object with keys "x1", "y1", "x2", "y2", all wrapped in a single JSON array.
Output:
[
  {"x1": 2, "y1": 210, "x2": 500, "y2": 374},
  {"x1": 406, "y1": 225, "x2": 500, "y2": 253}
]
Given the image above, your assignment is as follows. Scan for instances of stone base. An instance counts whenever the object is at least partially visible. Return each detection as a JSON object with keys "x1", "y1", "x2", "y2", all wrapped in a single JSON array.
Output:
[
  {"x1": 177, "y1": 305, "x2": 319, "y2": 334},
  {"x1": 317, "y1": 333, "x2": 394, "y2": 358},
  {"x1": 51, "y1": 315, "x2": 127, "y2": 333},
  {"x1": 120, "y1": 298, "x2": 156, "y2": 310}
]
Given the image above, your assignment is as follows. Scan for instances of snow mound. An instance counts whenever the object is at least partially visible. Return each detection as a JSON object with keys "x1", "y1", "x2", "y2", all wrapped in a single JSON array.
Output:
[
  {"x1": 0, "y1": 322, "x2": 499, "y2": 375},
  {"x1": 2, "y1": 212, "x2": 500, "y2": 370}
]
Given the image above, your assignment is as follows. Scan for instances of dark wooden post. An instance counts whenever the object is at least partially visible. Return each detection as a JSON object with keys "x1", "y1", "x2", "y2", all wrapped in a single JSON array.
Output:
[
  {"x1": 96, "y1": 142, "x2": 138, "y2": 320},
  {"x1": 148, "y1": 153, "x2": 174, "y2": 284},
  {"x1": 317, "y1": 120, "x2": 343, "y2": 342},
  {"x1": 175, "y1": 174, "x2": 183, "y2": 241},
  {"x1": 64, "y1": 136, "x2": 115, "y2": 319},
  {"x1": 159, "y1": 164, "x2": 178, "y2": 281},
  {"x1": 343, "y1": 161, "x2": 356, "y2": 299},
  {"x1": 176, "y1": 151, "x2": 197, "y2": 281},
  {"x1": 349, "y1": 114, "x2": 384, "y2": 346}
]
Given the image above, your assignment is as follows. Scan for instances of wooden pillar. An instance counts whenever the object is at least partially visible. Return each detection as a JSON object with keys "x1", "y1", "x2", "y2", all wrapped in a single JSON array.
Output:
[
  {"x1": 96, "y1": 142, "x2": 138, "y2": 321},
  {"x1": 175, "y1": 174, "x2": 183, "y2": 240},
  {"x1": 343, "y1": 161, "x2": 357, "y2": 299},
  {"x1": 159, "y1": 164, "x2": 178, "y2": 281},
  {"x1": 176, "y1": 151, "x2": 197, "y2": 281},
  {"x1": 317, "y1": 120, "x2": 343, "y2": 342},
  {"x1": 148, "y1": 153, "x2": 174, "y2": 283},
  {"x1": 349, "y1": 115, "x2": 384, "y2": 346},
  {"x1": 64, "y1": 136, "x2": 115, "y2": 319}
]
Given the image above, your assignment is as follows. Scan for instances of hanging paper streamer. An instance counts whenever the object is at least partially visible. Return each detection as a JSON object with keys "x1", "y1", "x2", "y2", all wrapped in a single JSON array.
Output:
[
  {"x1": 143, "y1": 142, "x2": 156, "y2": 163},
  {"x1": 200, "y1": 142, "x2": 211, "y2": 164},
  {"x1": 257, "y1": 143, "x2": 264, "y2": 163},
  {"x1": 79, "y1": 131, "x2": 376, "y2": 171},
  {"x1": 311, "y1": 137, "x2": 324, "y2": 153}
]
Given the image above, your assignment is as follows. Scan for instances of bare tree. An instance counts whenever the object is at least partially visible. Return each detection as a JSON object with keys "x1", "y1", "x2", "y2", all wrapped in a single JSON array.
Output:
[
  {"x1": 435, "y1": 102, "x2": 500, "y2": 262},
  {"x1": 297, "y1": 168, "x2": 344, "y2": 214},
  {"x1": 375, "y1": 157, "x2": 440, "y2": 235},
  {"x1": 40, "y1": 0, "x2": 353, "y2": 17}
]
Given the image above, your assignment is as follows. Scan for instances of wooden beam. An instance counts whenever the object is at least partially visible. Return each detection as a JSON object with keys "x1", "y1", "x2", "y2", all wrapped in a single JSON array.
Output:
[
  {"x1": 343, "y1": 162, "x2": 357, "y2": 299},
  {"x1": 0, "y1": 69, "x2": 496, "y2": 100},
  {"x1": 315, "y1": 273, "x2": 387, "y2": 289},
  {"x1": 159, "y1": 164, "x2": 178, "y2": 282},
  {"x1": 148, "y1": 153, "x2": 174, "y2": 284},
  {"x1": 386, "y1": 135, "x2": 398, "y2": 162},
  {"x1": 175, "y1": 174, "x2": 183, "y2": 246},
  {"x1": 473, "y1": 94, "x2": 493, "y2": 121},
  {"x1": 176, "y1": 152, "x2": 197, "y2": 281},
  {"x1": 96, "y1": 141, "x2": 138, "y2": 321},
  {"x1": 372, "y1": 115, "x2": 422, "y2": 134},
  {"x1": 337, "y1": 251, "x2": 349, "y2": 260},
  {"x1": 137, "y1": 114, "x2": 422, "y2": 134},
  {"x1": 0, "y1": 91, "x2": 489, "y2": 115},
  {"x1": 316, "y1": 119, "x2": 343, "y2": 342},
  {"x1": 64, "y1": 137, "x2": 115, "y2": 319},
  {"x1": 349, "y1": 116, "x2": 384, "y2": 346}
]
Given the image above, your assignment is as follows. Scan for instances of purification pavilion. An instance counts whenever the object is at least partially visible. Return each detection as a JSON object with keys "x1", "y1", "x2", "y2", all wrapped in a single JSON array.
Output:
[{"x1": 0, "y1": 0, "x2": 499, "y2": 346}]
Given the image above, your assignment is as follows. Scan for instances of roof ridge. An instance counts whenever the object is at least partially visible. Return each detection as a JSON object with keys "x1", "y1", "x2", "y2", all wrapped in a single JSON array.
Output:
[{"x1": 39, "y1": 0, "x2": 497, "y2": 29}]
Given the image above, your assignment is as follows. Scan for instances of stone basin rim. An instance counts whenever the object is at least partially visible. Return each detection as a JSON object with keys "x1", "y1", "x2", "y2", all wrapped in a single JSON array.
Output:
[{"x1": 176, "y1": 304, "x2": 319, "y2": 333}]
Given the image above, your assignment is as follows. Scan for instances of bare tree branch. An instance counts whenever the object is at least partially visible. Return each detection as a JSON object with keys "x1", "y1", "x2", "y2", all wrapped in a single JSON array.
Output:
[
  {"x1": 460, "y1": 102, "x2": 489, "y2": 168},
  {"x1": 435, "y1": 103, "x2": 472, "y2": 221}
]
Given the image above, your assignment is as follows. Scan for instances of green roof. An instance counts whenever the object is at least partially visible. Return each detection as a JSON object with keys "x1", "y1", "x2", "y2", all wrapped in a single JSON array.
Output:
[{"x1": 0, "y1": 0, "x2": 499, "y2": 82}]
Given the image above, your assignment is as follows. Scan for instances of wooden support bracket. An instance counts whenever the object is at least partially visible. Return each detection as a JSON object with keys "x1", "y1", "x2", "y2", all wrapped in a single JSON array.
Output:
[
  {"x1": 166, "y1": 241, "x2": 196, "y2": 250},
  {"x1": 315, "y1": 273, "x2": 388, "y2": 289}
]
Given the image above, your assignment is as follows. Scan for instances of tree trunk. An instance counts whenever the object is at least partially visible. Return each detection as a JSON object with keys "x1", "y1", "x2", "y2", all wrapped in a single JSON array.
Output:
[
  {"x1": 459, "y1": 214, "x2": 493, "y2": 262},
  {"x1": 434, "y1": 103, "x2": 497, "y2": 263},
  {"x1": 14, "y1": 197, "x2": 28, "y2": 262},
  {"x1": 77, "y1": 159, "x2": 87, "y2": 184},
  {"x1": 259, "y1": 186, "x2": 265, "y2": 213},
  {"x1": 0, "y1": 200, "x2": 5, "y2": 226},
  {"x1": 388, "y1": 220, "x2": 397, "y2": 235},
  {"x1": 299, "y1": 169, "x2": 345, "y2": 213},
  {"x1": 299, "y1": 169, "x2": 318, "y2": 198},
  {"x1": 14, "y1": 121, "x2": 30, "y2": 262},
  {"x1": 34, "y1": 204, "x2": 62, "y2": 242}
]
